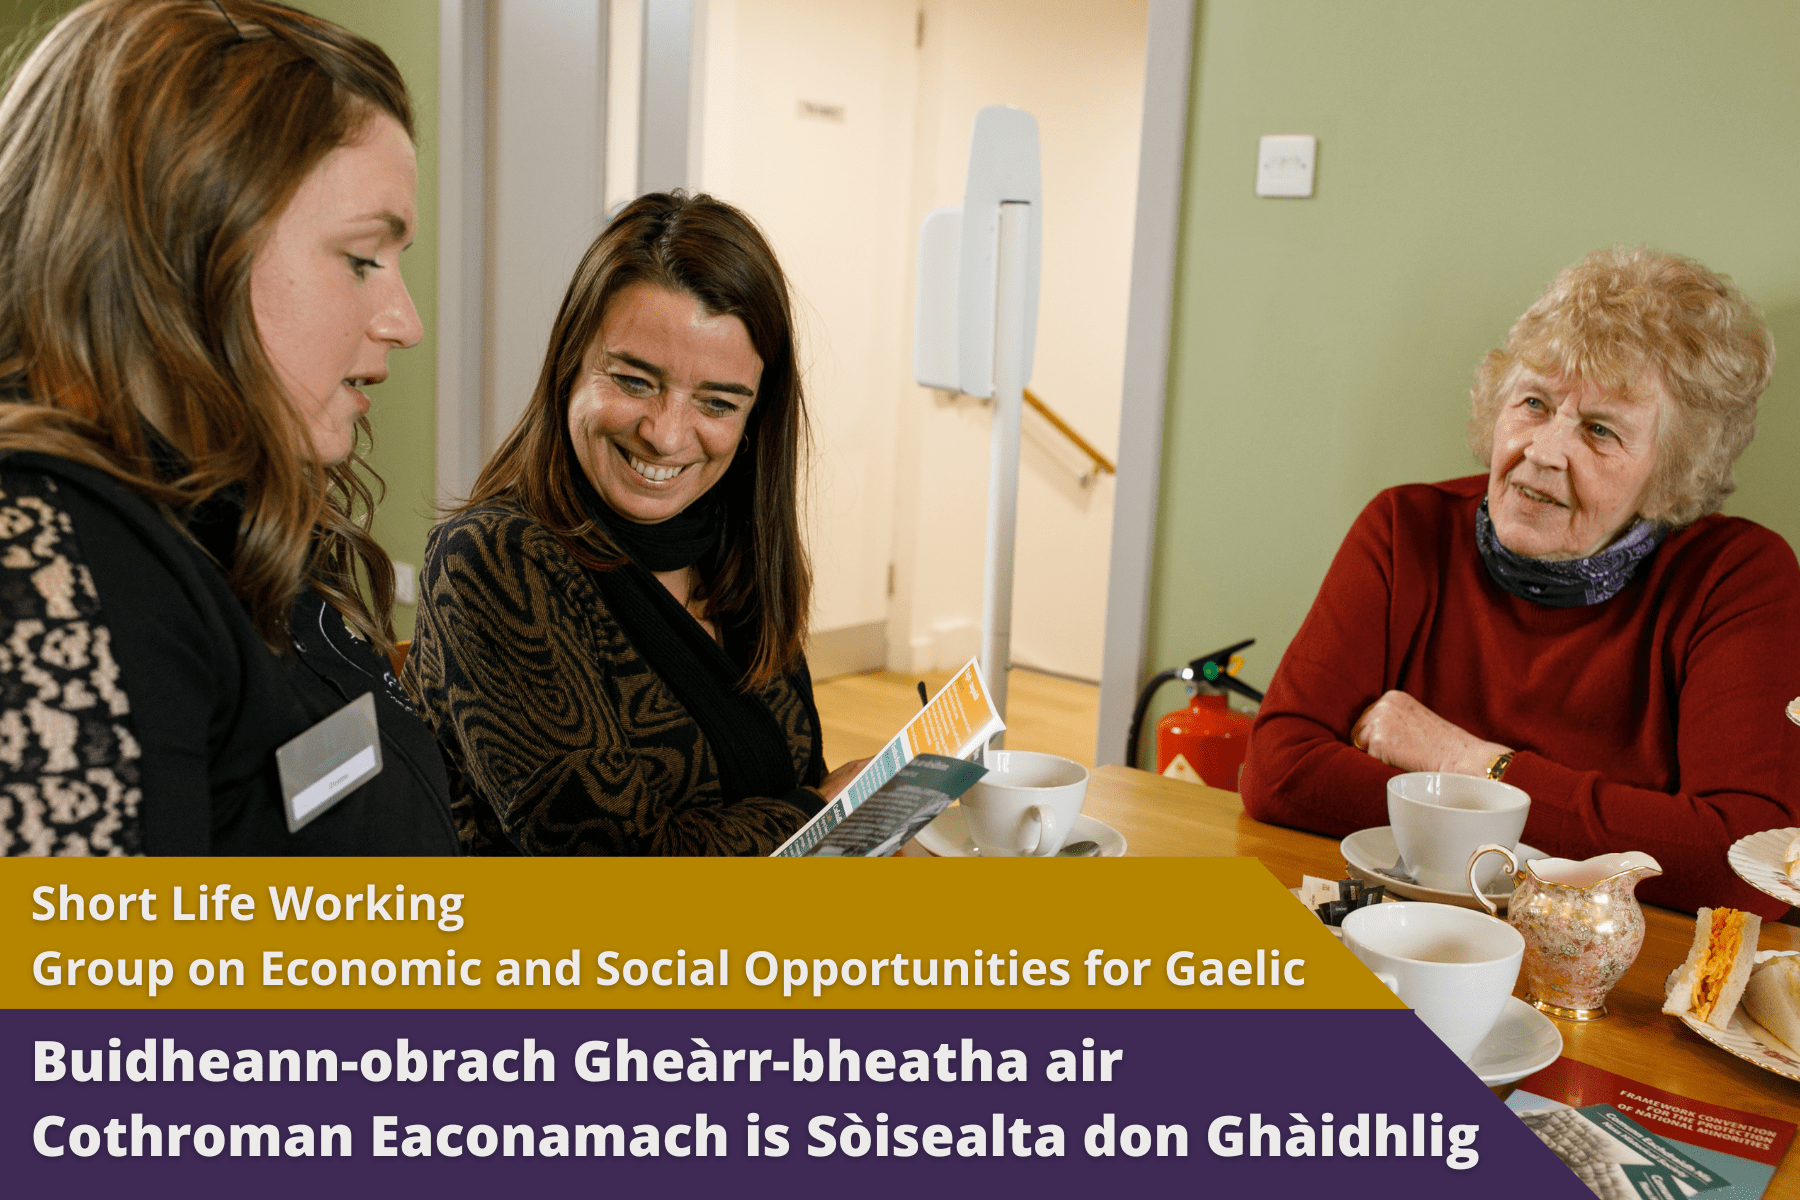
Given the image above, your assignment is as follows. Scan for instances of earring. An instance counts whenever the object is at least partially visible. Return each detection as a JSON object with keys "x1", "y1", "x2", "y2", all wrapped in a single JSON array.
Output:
[{"x1": 740, "y1": 434, "x2": 751, "y2": 453}]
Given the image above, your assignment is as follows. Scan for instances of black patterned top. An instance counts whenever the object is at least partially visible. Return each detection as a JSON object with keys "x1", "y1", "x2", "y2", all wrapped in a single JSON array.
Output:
[
  {"x1": 0, "y1": 469, "x2": 143, "y2": 854},
  {"x1": 403, "y1": 501, "x2": 826, "y2": 855},
  {"x1": 0, "y1": 453, "x2": 459, "y2": 856}
]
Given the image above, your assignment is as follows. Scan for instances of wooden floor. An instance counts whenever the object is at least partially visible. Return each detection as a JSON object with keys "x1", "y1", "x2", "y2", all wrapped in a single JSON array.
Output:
[{"x1": 813, "y1": 667, "x2": 1103, "y2": 767}]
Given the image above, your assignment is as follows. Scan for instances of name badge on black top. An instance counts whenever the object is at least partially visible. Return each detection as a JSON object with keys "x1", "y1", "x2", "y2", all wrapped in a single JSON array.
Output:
[{"x1": 276, "y1": 692, "x2": 383, "y2": 833}]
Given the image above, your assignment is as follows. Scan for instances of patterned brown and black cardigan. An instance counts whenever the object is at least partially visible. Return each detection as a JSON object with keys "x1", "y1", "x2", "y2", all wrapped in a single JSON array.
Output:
[{"x1": 403, "y1": 502, "x2": 827, "y2": 855}]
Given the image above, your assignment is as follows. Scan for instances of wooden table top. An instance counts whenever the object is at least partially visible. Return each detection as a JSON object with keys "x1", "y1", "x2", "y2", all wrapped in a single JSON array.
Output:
[{"x1": 922, "y1": 764, "x2": 1800, "y2": 1183}]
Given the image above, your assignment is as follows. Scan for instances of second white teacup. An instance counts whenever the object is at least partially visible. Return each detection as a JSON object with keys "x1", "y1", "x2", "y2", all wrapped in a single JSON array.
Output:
[
  {"x1": 1342, "y1": 901, "x2": 1524, "y2": 1061},
  {"x1": 961, "y1": 750, "x2": 1088, "y2": 857},
  {"x1": 1388, "y1": 771, "x2": 1530, "y2": 893}
]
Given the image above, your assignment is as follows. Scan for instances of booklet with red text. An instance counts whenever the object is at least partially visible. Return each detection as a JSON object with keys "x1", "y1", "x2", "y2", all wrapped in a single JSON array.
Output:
[{"x1": 1506, "y1": 1057, "x2": 1794, "y2": 1199}]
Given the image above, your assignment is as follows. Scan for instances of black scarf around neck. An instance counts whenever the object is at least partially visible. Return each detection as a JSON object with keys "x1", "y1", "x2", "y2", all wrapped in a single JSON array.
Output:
[
  {"x1": 573, "y1": 474, "x2": 801, "y2": 804},
  {"x1": 1475, "y1": 498, "x2": 1665, "y2": 608},
  {"x1": 590, "y1": 485, "x2": 724, "y2": 572}
]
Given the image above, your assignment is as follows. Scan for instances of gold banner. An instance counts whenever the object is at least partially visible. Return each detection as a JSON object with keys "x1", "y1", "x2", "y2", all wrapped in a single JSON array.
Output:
[{"x1": 6, "y1": 857, "x2": 1401, "y2": 1011}]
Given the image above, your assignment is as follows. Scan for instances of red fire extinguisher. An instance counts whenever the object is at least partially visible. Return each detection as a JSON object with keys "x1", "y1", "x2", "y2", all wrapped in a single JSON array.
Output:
[{"x1": 1125, "y1": 639, "x2": 1264, "y2": 791}]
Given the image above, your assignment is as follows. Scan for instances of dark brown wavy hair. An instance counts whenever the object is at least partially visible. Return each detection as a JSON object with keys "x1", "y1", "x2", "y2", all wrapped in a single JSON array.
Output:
[
  {"x1": 0, "y1": 0, "x2": 411, "y2": 656},
  {"x1": 465, "y1": 191, "x2": 813, "y2": 690}
]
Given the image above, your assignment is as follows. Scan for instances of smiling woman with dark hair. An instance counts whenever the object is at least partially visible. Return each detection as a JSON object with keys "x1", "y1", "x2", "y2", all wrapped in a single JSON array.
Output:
[
  {"x1": 1241, "y1": 247, "x2": 1800, "y2": 916},
  {"x1": 405, "y1": 191, "x2": 865, "y2": 856}
]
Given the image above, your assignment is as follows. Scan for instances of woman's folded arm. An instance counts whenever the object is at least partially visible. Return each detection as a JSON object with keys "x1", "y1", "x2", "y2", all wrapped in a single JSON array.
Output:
[
  {"x1": 1243, "y1": 491, "x2": 1800, "y2": 915},
  {"x1": 1241, "y1": 490, "x2": 1404, "y2": 834}
]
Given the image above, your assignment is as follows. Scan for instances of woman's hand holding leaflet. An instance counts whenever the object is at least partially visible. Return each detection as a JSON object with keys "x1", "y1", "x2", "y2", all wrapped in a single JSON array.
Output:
[{"x1": 814, "y1": 757, "x2": 874, "y2": 803}]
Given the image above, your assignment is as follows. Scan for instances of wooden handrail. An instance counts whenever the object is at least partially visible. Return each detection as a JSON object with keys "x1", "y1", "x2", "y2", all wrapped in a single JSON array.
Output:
[{"x1": 1022, "y1": 388, "x2": 1116, "y2": 480}]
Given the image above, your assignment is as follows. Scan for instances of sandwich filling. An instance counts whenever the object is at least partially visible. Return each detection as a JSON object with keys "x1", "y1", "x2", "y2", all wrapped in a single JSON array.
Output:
[{"x1": 1692, "y1": 908, "x2": 1749, "y2": 1024}]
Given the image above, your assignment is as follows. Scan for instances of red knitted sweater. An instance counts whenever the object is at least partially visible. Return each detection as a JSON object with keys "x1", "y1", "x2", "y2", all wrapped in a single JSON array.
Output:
[{"x1": 1241, "y1": 475, "x2": 1800, "y2": 917}]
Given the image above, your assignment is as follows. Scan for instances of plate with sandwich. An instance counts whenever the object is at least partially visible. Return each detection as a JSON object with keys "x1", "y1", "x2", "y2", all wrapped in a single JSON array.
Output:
[
  {"x1": 1663, "y1": 906, "x2": 1800, "y2": 1083},
  {"x1": 1726, "y1": 827, "x2": 1800, "y2": 906}
]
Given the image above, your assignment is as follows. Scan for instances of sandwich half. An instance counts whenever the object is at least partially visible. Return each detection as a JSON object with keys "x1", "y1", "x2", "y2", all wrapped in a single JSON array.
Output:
[
  {"x1": 1663, "y1": 906, "x2": 1761, "y2": 1030},
  {"x1": 1742, "y1": 955, "x2": 1800, "y2": 1054},
  {"x1": 1784, "y1": 832, "x2": 1800, "y2": 880}
]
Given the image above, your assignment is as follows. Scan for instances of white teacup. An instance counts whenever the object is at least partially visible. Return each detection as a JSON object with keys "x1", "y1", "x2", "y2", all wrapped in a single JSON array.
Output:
[
  {"x1": 961, "y1": 750, "x2": 1088, "y2": 857},
  {"x1": 1342, "y1": 901, "x2": 1524, "y2": 1061},
  {"x1": 1388, "y1": 772, "x2": 1530, "y2": 893}
]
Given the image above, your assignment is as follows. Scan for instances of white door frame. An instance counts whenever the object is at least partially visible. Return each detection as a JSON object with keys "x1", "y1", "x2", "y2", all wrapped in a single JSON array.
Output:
[
  {"x1": 1094, "y1": 0, "x2": 1196, "y2": 767},
  {"x1": 435, "y1": 0, "x2": 488, "y2": 505},
  {"x1": 638, "y1": 0, "x2": 695, "y2": 194},
  {"x1": 437, "y1": 0, "x2": 610, "y2": 488}
]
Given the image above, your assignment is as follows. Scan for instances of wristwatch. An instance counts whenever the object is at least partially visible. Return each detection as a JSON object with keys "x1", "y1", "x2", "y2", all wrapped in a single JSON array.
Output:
[{"x1": 1485, "y1": 751, "x2": 1515, "y2": 781}]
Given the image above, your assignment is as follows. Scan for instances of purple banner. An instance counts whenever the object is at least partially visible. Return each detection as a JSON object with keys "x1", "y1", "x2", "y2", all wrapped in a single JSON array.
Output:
[{"x1": 10, "y1": 1008, "x2": 1588, "y2": 1197}]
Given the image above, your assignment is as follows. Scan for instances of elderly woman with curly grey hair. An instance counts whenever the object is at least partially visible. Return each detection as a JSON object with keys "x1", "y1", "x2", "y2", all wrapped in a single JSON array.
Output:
[{"x1": 1241, "y1": 246, "x2": 1800, "y2": 917}]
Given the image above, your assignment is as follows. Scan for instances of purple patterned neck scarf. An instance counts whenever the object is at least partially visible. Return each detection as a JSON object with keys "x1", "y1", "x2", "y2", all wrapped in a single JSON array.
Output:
[{"x1": 1475, "y1": 498, "x2": 1665, "y2": 608}]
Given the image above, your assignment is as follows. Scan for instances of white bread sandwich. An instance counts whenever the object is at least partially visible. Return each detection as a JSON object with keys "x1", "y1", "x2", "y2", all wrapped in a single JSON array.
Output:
[
  {"x1": 1663, "y1": 906, "x2": 1762, "y2": 1030},
  {"x1": 1784, "y1": 832, "x2": 1800, "y2": 880},
  {"x1": 1742, "y1": 955, "x2": 1800, "y2": 1054}
]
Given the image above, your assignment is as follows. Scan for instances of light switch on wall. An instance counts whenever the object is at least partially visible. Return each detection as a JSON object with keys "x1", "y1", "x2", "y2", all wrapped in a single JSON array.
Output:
[{"x1": 1256, "y1": 134, "x2": 1316, "y2": 198}]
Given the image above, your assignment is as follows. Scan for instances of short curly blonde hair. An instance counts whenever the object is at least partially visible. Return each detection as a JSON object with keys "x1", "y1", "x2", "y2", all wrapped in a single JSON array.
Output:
[{"x1": 1467, "y1": 247, "x2": 1774, "y2": 528}]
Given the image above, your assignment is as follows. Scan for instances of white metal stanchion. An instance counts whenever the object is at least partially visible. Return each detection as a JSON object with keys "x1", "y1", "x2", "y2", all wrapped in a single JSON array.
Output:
[
  {"x1": 912, "y1": 107, "x2": 1042, "y2": 748},
  {"x1": 980, "y1": 202, "x2": 1031, "y2": 740}
]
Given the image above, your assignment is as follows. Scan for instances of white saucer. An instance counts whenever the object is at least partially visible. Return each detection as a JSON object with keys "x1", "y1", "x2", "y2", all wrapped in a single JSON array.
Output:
[
  {"x1": 1467, "y1": 996, "x2": 1564, "y2": 1086},
  {"x1": 1670, "y1": 950, "x2": 1800, "y2": 1084},
  {"x1": 914, "y1": 807, "x2": 1127, "y2": 857},
  {"x1": 1727, "y1": 827, "x2": 1800, "y2": 906},
  {"x1": 1341, "y1": 826, "x2": 1544, "y2": 911}
]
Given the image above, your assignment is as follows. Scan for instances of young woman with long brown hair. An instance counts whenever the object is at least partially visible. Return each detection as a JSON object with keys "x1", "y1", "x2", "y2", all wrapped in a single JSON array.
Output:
[
  {"x1": 0, "y1": 0, "x2": 457, "y2": 854},
  {"x1": 406, "y1": 192, "x2": 865, "y2": 855}
]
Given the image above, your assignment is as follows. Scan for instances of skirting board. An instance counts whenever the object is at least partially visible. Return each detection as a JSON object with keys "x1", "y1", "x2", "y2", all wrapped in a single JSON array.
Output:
[{"x1": 807, "y1": 620, "x2": 888, "y2": 681}]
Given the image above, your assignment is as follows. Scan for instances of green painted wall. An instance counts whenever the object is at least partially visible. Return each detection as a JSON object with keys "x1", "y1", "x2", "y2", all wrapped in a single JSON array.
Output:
[
  {"x1": 0, "y1": 0, "x2": 439, "y2": 637},
  {"x1": 303, "y1": 0, "x2": 439, "y2": 639},
  {"x1": 0, "y1": 5, "x2": 77, "y2": 84},
  {"x1": 1147, "y1": 0, "x2": 1800, "y2": 723}
]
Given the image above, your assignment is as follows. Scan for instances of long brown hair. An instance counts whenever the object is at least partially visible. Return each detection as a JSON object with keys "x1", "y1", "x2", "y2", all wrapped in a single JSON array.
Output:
[
  {"x1": 0, "y1": 0, "x2": 413, "y2": 655},
  {"x1": 467, "y1": 191, "x2": 813, "y2": 689}
]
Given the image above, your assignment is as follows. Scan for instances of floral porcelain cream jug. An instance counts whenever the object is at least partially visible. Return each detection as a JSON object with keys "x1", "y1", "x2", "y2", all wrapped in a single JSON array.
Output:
[{"x1": 1467, "y1": 844, "x2": 1662, "y2": 1021}]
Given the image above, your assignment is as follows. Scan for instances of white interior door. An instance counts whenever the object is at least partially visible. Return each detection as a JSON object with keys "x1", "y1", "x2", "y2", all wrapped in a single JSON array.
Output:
[
  {"x1": 698, "y1": 0, "x2": 1148, "y2": 683},
  {"x1": 695, "y1": 0, "x2": 922, "y2": 676}
]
